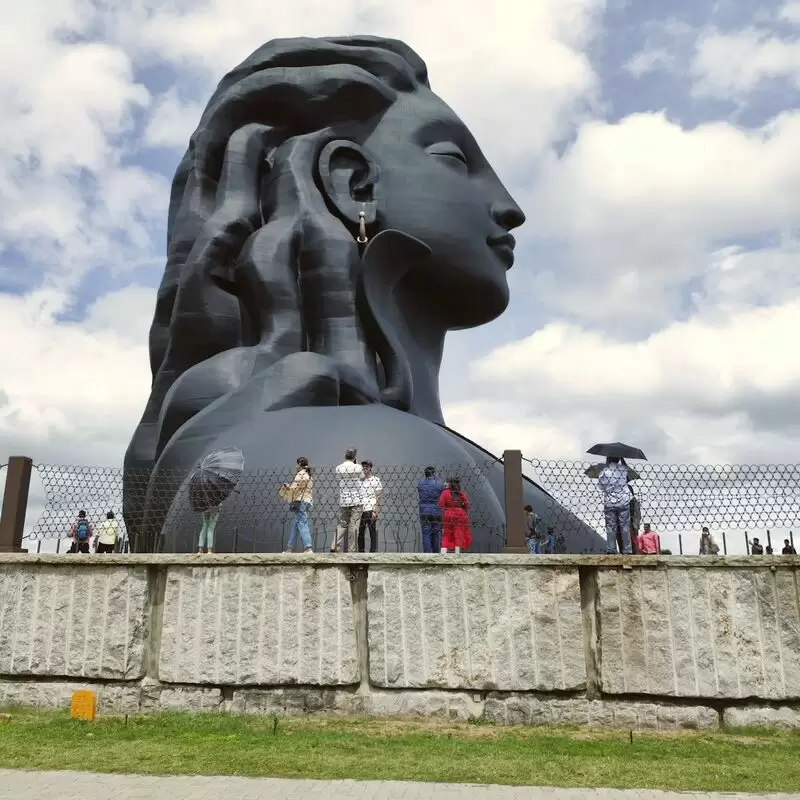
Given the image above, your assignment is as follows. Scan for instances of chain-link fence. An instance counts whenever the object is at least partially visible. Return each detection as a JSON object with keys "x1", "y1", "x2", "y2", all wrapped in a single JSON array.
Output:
[
  {"x1": 19, "y1": 458, "x2": 800, "y2": 555},
  {"x1": 27, "y1": 461, "x2": 511, "y2": 554},
  {"x1": 524, "y1": 458, "x2": 800, "y2": 555}
]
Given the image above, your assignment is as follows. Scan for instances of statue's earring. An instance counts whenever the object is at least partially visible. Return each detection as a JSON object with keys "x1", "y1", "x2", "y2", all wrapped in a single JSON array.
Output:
[{"x1": 357, "y1": 204, "x2": 368, "y2": 245}]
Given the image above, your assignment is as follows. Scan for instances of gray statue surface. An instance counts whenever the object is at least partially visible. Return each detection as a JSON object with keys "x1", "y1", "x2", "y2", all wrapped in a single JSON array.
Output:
[{"x1": 123, "y1": 36, "x2": 598, "y2": 552}]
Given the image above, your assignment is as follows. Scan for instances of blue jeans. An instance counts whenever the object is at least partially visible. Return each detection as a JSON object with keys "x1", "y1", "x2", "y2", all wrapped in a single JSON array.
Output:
[
  {"x1": 420, "y1": 514, "x2": 441, "y2": 553},
  {"x1": 288, "y1": 502, "x2": 313, "y2": 550},
  {"x1": 604, "y1": 505, "x2": 632, "y2": 554}
]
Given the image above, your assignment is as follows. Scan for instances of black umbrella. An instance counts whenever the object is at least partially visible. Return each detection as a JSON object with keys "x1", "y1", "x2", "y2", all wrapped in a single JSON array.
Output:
[
  {"x1": 189, "y1": 447, "x2": 245, "y2": 512},
  {"x1": 584, "y1": 463, "x2": 641, "y2": 481},
  {"x1": 587, "y1": 442, "x2": 647, "y2": 461}
]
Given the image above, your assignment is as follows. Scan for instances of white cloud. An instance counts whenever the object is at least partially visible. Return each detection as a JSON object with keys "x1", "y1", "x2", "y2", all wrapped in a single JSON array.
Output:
[
  {"x1": 519, "y1": 110, "x2": 800, "y2": 329},
  {"x1": 440, "y1": 97, "x2": 800, "y2": 478},
  {"x1": 780, "y1": 1, "x2": 800, "y2": 25},
  {"x1": 144, "y1": 89, "x2": 204, "y2": 150},
  {"x1": 0, "y1": 4, "x2": 165, "y2": 290},
  {"x1": 448, "y1": 289, "x2": 800, "y2": 465},
  {"x1": 0, "y1": 286, "x2": 153, "y2": 467},
  {"x1": 114, "y1": 0, "x2": 604, "y2": 171},
  {"x1": 691, "y1": 26, "x2": 800, "y2": 98}
]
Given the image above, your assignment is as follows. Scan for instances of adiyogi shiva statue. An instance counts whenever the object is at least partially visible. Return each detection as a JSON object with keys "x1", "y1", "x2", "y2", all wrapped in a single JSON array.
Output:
[{"x1": 123, "y1": 35, "x2": 598, "y2": 553}]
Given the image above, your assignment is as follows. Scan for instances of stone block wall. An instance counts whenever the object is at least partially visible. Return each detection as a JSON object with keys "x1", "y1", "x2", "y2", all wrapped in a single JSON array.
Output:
[
  {"x1": 0, "y1": 564, "x2": 148, "y2": 680},
  {"x1": 597, "y1": 566, "x2": 800, "y2": 700},
  {"x1": 1, "y1": 554, "x2": 799, "y2": 730},
  {"x1": 158, "y1": 566, "x2": 358, "y2": 685},
  {"x1": 367, "y1": 565, "x2": 585, "y2": 690}
]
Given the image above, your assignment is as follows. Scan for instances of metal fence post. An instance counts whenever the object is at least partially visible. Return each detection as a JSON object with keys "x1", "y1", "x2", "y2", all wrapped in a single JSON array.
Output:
[
  {"x1": 503, "y1": 450, "x2": 526, "y2": 554},
  {"x1": 745, "y1": 532, "x2": 750, "y2": 554},
  {"x1": 722, "y1": 531, "x2": 727, "y2": 555},
  {"x1": 766, "y1": 529, "x2": 772, "y2": 553},
  {"x1": 0, "y1": 456, "x2": 33, "y2": 553},
  {"x1": 678, "y1": 533, "x2": 683, "y2": 555}
]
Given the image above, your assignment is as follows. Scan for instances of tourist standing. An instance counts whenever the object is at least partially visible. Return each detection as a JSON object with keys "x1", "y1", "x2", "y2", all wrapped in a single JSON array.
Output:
[
  {"x1": 629, "y1": 488, "x2": 642, "y2": 549},
  {"x1": 69, "y1": 510, "x2": 92, "y2": 554},
  {"x1": 699, "y1": 527, "x2": 720, "y2": 555},
  {"x1": 94, "y1": 511, "x2": 119, "y2": 554},
  {"x1": 524, "y1": 504, "x2": 537, "y2": 554},
  {"x1": 540, "y1": 526, "x2": 555, "y2": 554},
  {"x1": 635, "y1": 522, "x2": 660, "y2": 554},
  {"x1": 417, "y1": 466, "x2": 444, "y2": 553},
  {"x1": 197, "y1": 506, "x2": 220, "y2": 554},
  {"x1": 333, "y1": 448, "x2": 363, "y2": 553},
  {"x1": 597, "y1": 458, "x2": 633, "y2": 554},
  {"x1": 782, "y1": 539, "x2": 797, "y2": 555},
  {"x1": 749, "y1": 537, "x2": 764, "y2": 555},
  {"x1": 358, "y1": 461, "x2": 382, "y2": 553},
  {"x1": 283, "y1": 457, "x2": 314, "y2": 554},
  {"x1": 439, "y1": 477, "x2": 471, "y2": 553}
]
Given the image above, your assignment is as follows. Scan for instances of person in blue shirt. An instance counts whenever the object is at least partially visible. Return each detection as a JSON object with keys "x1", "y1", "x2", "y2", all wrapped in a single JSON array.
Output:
[{"x1": 417, "y1": 466, "x2": 445, "y2": 553}]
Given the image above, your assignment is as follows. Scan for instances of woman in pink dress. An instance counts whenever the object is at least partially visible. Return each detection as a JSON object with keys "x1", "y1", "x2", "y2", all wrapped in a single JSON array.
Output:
[{"x1": 438, "y1": 477, "x2": 472, "y2": 553}]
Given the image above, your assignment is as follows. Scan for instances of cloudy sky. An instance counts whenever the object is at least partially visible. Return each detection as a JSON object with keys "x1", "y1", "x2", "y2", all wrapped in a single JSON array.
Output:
[{"x1": 1, "y1": 0, "x2": 799, "y2": 492}]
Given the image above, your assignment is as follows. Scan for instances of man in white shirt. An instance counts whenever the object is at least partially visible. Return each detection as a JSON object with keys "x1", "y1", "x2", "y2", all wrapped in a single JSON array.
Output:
[
  {"x1": 333, "y1": 448, "x2": 363, "y2": 552},
  {"x1": 358, "y1": 460, "x2": 383, "y2": 552},
  {"x1": 597, "y1": 457, "x2": 633, "y2": 554}
]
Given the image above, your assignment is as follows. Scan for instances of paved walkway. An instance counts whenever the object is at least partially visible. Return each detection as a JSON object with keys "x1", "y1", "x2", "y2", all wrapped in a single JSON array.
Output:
[{"x1": 0, "y1": 771, "x2": 797, "y2": 800}]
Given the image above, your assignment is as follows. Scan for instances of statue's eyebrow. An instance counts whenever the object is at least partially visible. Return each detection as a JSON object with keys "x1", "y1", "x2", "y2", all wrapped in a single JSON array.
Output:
[{"x1": 414, "y1": 117, "x2": 469, "y2": 147}]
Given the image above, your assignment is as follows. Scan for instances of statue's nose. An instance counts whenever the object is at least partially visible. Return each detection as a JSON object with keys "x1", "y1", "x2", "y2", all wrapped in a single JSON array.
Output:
[{"x1": 491, "y1": 196, "x2": 526, "y2": 232}]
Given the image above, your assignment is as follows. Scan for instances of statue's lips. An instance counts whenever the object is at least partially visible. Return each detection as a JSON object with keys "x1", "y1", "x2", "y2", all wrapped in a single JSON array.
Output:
[{"x1": 487, "y1": 233, "x2": 516, "y2": 268}]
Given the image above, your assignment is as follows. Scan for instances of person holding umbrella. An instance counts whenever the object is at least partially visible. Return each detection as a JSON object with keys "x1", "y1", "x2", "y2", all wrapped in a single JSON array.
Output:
[
  {"x1": 189, "y1": 447, "x2": 245, "y2": 554},
  {"x1": 585, "y1": 460, "x2": 641, "y2": 553},
  {"x1": 588, "y1": 442, "x2": 647, "y2": 556}
]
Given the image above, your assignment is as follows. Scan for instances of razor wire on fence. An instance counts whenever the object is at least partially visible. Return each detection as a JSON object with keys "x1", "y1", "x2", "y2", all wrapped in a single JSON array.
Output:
[{"x1": 20, "y1": 458, "x2": 800, "y2": 555}]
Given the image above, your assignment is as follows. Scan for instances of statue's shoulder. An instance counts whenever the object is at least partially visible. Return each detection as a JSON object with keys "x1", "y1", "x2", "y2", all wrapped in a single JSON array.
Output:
[{"x1": 157, "y1": 404, "x2": 489, "y2": 476}]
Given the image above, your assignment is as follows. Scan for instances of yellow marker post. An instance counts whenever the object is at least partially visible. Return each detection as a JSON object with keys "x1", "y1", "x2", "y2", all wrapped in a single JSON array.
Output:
[{"x1": 69, "y1": 690, "x2": 96, "y2": 722}]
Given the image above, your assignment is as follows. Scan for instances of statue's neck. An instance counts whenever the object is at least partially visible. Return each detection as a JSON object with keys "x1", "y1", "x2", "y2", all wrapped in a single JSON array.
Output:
[{"x1": 392, "y1": 277, "x2": 446, "y2": 425}]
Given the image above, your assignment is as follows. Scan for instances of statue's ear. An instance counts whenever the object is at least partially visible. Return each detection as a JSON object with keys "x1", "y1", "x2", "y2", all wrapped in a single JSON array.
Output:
[{"x1": 317, "y1": 140, "x2": 378, "y2": 226}]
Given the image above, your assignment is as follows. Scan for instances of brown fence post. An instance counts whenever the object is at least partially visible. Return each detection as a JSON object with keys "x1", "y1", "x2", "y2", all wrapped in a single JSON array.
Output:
[
  {"x1": 503, "y1": 450, "x2": 527, "y2": 554},
  {"x1": 0, "y1": 456, "x2": 33, "y2": 553}
]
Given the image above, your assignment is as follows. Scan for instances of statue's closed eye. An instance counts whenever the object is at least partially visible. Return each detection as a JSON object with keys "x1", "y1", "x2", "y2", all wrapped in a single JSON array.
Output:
[{"x1": 425, "y1": 142, "x2": 469, "y2": 168}]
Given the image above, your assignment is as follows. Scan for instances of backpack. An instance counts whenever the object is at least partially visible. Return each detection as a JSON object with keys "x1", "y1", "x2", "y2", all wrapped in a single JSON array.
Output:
[{"x1": 75, "y1": 519, "x2": 90, "y2": 541}]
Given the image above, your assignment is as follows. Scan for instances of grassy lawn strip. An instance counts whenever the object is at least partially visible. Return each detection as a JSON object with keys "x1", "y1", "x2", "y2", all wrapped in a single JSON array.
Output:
[{"x1": 0, "y1": 710, "x2": 799, "y2": 792}]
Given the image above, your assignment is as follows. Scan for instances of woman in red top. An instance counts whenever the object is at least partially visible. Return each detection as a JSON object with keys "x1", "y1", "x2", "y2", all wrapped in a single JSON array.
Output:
[{"x1": 438, "y1": 477, "x2": 472, "y2": 552}]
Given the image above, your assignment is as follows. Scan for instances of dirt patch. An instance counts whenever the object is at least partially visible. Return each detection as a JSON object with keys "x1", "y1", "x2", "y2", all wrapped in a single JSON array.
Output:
[{"x1": 283, "y1": 716, "x2": 795, "y2": 746}]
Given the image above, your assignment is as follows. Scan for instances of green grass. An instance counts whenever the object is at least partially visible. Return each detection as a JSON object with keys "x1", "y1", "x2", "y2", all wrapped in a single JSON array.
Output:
[{"x1": 1, "y1": 709, "x2": 799, "y2": 792}]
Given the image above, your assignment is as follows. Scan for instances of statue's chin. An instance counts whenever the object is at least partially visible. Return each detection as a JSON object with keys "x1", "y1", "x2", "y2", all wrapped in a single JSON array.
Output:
[{"x1": 435, "y1": 270, "x2": 509, "y2": 331}]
